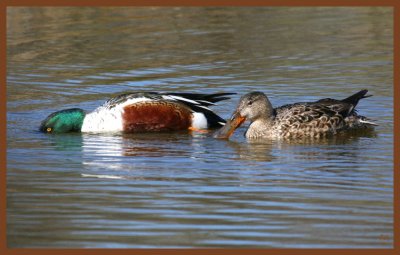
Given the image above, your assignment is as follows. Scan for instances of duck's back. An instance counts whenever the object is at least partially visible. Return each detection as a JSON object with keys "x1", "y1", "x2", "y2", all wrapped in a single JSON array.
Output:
[
  {"x1": 272, "y1": 90, "x2": 374, "y2": 138},
  {"x1": 273, "y1": 103, "x2": 346, "y2": 138},
  {"x1": 81, "y1": 92, "x2": 234, "y2": 133}
]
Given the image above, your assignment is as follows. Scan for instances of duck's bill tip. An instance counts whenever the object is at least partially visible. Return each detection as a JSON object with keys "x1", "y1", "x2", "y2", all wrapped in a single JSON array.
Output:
[{"x1": 213, "y1": 114, "x2": 246, "y2": 139}]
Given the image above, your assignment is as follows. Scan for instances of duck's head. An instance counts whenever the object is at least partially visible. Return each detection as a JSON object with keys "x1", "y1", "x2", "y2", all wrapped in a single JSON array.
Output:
[
  {"x1": 40, "y1": 108, "x2": 86, "y2": 133},
  {"x1": 213, "y1": 92, "x2": 274, "y2": 139}
]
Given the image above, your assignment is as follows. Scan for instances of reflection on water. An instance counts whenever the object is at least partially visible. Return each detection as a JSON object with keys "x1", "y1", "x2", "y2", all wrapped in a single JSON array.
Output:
[
  {"x1": 228, "y1": 141, "x2": 276, "y2": 162},
  {"x1": 7, "y1": 7, "x2": 393, "y2": 248},
  {"x1": 44, "y1": 127, "x2": 378, "y2": 166},
  {"x1": 222, "y1": 128, "x2": 378, "y2": 162}
]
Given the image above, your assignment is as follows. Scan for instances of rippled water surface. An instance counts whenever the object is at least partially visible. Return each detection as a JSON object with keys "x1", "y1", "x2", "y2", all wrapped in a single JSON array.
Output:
[{"x1": 7, "y1": 7, "x2": 393, "y2": 248}]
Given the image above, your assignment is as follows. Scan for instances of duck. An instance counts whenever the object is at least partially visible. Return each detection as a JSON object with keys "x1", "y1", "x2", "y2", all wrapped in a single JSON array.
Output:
[
  {"x1": 40, "y1": 91, "x2": 235, "y2": 134},
  {"x1": 213, "y1": 89, "x2": 377, "y2": 139}
]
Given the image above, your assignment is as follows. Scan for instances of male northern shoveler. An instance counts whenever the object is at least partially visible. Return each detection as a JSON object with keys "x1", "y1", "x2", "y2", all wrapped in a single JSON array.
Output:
[
  {"x1": 40, "y1": 92, "x2": 235, "y2": 134},
  {"x1": 214, "y1": 89, "x2": 377, "y2": 139}
]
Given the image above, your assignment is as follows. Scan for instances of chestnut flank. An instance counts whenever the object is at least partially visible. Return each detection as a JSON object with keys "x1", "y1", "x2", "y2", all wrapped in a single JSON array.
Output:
[{"x1": 122, "y1": 102, "x2": 192, "y2": 132}]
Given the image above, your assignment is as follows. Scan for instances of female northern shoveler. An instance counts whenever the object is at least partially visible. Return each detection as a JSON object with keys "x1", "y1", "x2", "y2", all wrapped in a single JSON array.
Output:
[
  {"x1": 40, "y1": 92, "x2": 235, "y2": 134},
  {"x1": 214, "y1": 89, "x2": 377, "y2": 139}
]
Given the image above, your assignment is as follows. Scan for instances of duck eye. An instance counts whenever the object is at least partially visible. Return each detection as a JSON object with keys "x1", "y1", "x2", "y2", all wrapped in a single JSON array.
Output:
[
  {"x1": 247, "y1": 101, "x2": 253, "y2": 106},
  {"x1": 46, "y1": 127, "x2": 52, "y2": 133}
]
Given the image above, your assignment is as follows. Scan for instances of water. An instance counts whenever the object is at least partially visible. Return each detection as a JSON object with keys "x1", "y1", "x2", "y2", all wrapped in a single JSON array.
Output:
[{"x1": 7, "y1": 7, "x2": 393, "y2": 248}]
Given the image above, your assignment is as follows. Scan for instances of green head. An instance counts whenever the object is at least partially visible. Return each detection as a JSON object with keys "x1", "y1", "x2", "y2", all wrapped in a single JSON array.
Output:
[{"x1": 40, "y1": 108, "x2": 86, "y2": 133}]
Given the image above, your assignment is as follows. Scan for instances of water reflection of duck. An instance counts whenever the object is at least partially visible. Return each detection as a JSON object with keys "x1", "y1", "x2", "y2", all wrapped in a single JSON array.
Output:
[
  {"x1": 214, "y1": 90, "x2": 377, "y2": 139},
  {"x1": 40, "y1": 92, "x2": 234, "y2": 134},
  {"x1": 220, "y1": 128, "x2": 377, "y2": 163},
  {"x1": 227, "y1": 140, "x2": 275, "y2": 162}
]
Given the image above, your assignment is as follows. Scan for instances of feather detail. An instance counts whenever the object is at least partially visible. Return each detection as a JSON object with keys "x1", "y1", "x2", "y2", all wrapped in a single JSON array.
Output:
[
  {"x1": 81, "y1": 91, "x2": 235, "y2": 132},
  {"x1": 216, "y1": 90, "x2": 375, "y2": 139}
]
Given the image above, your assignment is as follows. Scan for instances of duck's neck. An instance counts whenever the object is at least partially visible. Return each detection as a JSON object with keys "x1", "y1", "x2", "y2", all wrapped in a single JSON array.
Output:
[{"x1": 246, "y1": 117, "x2": 275, "y2": 138}]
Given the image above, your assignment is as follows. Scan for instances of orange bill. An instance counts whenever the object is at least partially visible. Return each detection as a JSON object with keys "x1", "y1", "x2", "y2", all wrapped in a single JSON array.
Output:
[{"x1": 213, "y1": 113, "x2": 246, "y2": 139}]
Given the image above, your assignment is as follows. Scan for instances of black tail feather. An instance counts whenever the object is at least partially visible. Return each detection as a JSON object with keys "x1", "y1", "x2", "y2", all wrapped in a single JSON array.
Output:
[
  {"x1": 165, "y1": 92, "x2": 236, "y2": 128},
  {"x1": 168, "y1": 92, "x2": 236, "y2": 105},
  {"x1": 342, "y1": 89, "x2": 372, "y2": 107},
  {"x1": 192, "y1": 105, "x2": 227, "y2": 128}
]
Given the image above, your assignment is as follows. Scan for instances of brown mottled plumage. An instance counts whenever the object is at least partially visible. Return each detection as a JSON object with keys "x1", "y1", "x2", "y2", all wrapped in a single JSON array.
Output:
[{"x1": 214, "y1": 90, "x2": 377, "y2": 139}]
